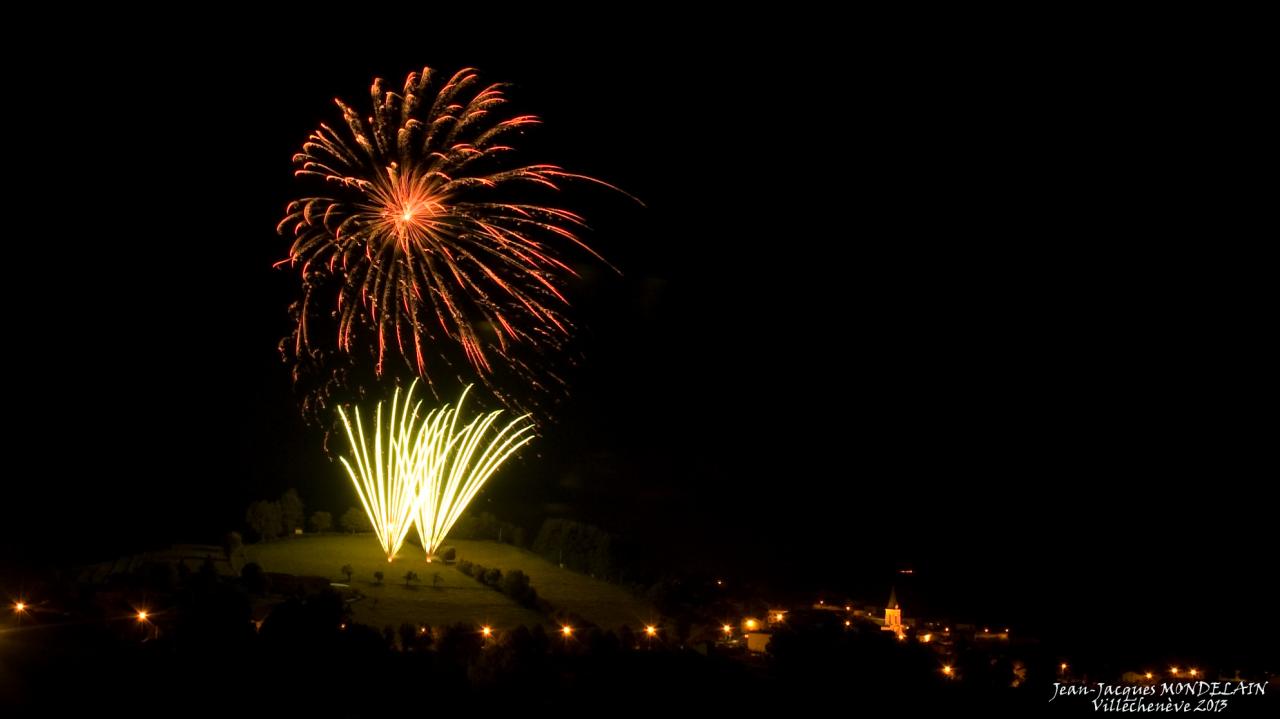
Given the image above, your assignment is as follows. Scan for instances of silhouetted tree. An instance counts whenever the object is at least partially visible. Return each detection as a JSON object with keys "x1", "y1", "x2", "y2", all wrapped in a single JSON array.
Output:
[
  {"x1": 432, "y1": 572, "x2": 443, "y2": 587},
  {"x1": 242, "y1": 562, "x2": 269, "y2": 594},
  {"x1": 340, "y1": 564, "x2": 353, "y2": 582},
  {"x1": 280, "y1": 489, "x2": 305, "y2": 535},
  {"x1": 246, "y1": 500, "x2": 284, "y2": 541},
  {"x1": 340, "y1": 507, "x2": 371, "y2": 533},
  {"x1": 484, "y1": 568, "x2": 502, "y2": 586},
  {"x1": 373, "y1": 571, "x2": 384, "y2": 585},
  {"x1": 308, "y1": 511, "x2": 332, "y2": 533},
  {"x1": 441, "y1": 547, "x2": 456, "y2": 561},
  {"x1": 403, "y1": 571, "x2": 419, "y2": 588}
]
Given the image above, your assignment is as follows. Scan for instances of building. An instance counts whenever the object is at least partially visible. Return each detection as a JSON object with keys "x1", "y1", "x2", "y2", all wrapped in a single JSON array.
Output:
[{"x1": 881, "y1": 587, "x2": 905, "y2": 639}]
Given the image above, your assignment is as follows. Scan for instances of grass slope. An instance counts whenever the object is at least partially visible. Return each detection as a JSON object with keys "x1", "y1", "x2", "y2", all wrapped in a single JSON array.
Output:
[{"x1": 247, "y1": 534, "x2": 653, "y2": 631}]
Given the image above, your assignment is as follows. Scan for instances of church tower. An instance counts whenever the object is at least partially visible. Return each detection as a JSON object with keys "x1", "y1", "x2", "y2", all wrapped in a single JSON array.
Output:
[{"x1": 882, "y1": 586, "x2": 904, "y2": 638}]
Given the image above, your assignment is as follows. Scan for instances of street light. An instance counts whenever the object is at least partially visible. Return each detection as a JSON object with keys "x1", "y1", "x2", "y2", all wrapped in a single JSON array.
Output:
[
  {"x1": 942, "y1": 665, "x2": 953, "y2": 676},
  {"x1": 136, "y1": 610, "x2": 149, "y2": 622},
  {"x1": 722, "y1": 624, "x2": 732, "y2": 635},
  {"x1": 481, "y1": 625, "x2": 492, "y2": 637},
  {"x1": 561, "y1": 625, "x2": 573, "y2": 637},
  {"x1": 1189, "y1": 669, "x2": 1199, "y2": 677},
  {"x1": 13, "y1": 601, "x2": 25, "y2": 614}
]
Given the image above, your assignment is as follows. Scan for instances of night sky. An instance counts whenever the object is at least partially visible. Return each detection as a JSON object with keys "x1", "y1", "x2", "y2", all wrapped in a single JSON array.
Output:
[{"x1": 6, "y1": 16, "x2": 1271, "y2": 664}]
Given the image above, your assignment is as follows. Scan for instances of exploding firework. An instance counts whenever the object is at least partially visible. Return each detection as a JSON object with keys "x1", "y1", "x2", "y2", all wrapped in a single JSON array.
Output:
[
  {"x1": 279, "y1": 67, "x2": 626, "y2": 416},
  {"x1": 336, "y1": 382, "x2": 534, "y2": 561}
]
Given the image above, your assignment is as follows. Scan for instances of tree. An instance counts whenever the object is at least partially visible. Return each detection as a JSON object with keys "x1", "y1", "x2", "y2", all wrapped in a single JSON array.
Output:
[
  {"x1": 308, "y1": 511, "x2": 333, "y2": 533},
  {"x1": 280, "y1": 489, "x2": 305, "y2": 535},
  {"x1": 341, "y1": 564, "x2": 353, "y2": 582},
  {"x1": 242, "y1": 562, "x2": 269, "y2": 594},
  {"x1": 403, "y1": 571, "x2": 419, "y2": 588},
  {"x1": 222, "y1": 531, "x2": 243, "y2": 557},
  {"x1": 373, "y1": 571, "x2": 384, "y2": 585},
  {"x1": 483, "y1": 568, "x2": 502, "y2": 586},
  {"x1": 441, "y1": 547, "x2": 457, "y2": 561},
  {"x1": 432, "y1": 572, "x2": 443, "y2": 587},
  {"x1": 398, "y1": 623, "x2": 417, "y2": 651},
  {"x1": 245, "y1": 501, "x2": 284, "y2": 541},
  {"x1": 340, "y1": 507, "x2": 371, "y2": 533}
]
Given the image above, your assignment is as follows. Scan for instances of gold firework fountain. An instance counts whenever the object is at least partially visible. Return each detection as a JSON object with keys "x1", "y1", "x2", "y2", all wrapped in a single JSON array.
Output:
[{"x1": 336, "y1": 382, "x2": 534, "y2": 561}]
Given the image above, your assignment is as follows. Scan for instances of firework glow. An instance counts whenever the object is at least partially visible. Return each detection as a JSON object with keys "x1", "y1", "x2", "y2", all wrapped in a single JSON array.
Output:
[
  {"x1": 336, "y1": 382, "x2": 534, "y2": 561},
  {"x1": 279, "y1": 67, "x2": 629, "y2": 415}
]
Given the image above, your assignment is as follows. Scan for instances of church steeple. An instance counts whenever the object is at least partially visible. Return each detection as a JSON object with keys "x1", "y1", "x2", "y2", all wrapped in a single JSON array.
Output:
[{"x1": 882, "y1": 585, "x2": 904, "y2": 638}]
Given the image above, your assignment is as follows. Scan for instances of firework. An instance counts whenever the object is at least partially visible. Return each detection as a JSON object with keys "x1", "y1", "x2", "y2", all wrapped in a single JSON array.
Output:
[
  {"x1": 279, "y1": 67, "x2": 625, "y2": 413},
  {"x1": 335, "y1": 383, "x2": 534, "y2": 561},
  {"x1": 412, "y1": 385, "x2": 535, "y2": 559}
]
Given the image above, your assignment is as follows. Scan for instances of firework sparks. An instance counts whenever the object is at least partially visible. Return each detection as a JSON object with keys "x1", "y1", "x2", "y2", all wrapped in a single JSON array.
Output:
[
  {"x1": 279, "y1": 67, "x2": 627, "y2": 414},
  {"x1": 335, "y1": 382, "x2": 534, "y2": 561},
  {"x1": 412, "y1": 385, "x2": 535, "y2": 559}
]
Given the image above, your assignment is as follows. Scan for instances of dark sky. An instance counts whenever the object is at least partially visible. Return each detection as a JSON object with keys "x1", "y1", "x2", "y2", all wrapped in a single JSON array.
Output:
[{"x1": 5, "y1": 15, "x2": 1271, "y2": 661}]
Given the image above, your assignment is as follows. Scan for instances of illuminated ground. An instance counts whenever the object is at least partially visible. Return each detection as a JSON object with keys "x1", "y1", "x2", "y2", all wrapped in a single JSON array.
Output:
[{"x1": 247, "y1": 535, "x2": 653, "y2": 631}]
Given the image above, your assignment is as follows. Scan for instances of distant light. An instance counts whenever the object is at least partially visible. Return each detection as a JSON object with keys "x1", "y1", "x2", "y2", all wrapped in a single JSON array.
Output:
[
  {"x1": 773, "y1": 613, "x2": 784, "y2": 622},
  {"x1": 1004, "y1": 628, "x2": 1009, "y2": 633},
  {"x1": 745, "y1": 619, "x2": 759, "y2": 631},
  {"x1": 136, "y1": 611, "x2": 149, "y2": 622},
  {"x1": 942, "y1": 665, "x2": 953, "y2": 676},
  {"x1": 1171, "y1": 666, "x2": 1179, "y2": 675},
  {"x1": 340, "y1": 623, "x2": 347, "y2": 630},
  {"x1": 722, "y1": 624, "x2": 732, "y2": 635},
  {"x1": 419, "y1": 626, "x2": 427, "y2": 634},
  {"x1": 1189, "y1": 669, "x2": 1199, "y2": 677},
  {"x1": 561, "y1": 626, "x2": 573, "y2": 637},
  {"x1": 481, "y1": 625, "x2": 492, "y2": 637},
  {"x1": 844, "y1": 605, "x2": 851, "y2": 611},
  {"x1": 983, "y1": 627, "x2": 989, "y2": 633},
  {"x1": 944, "y1": 627, "x2": 950, "y2": 632},
  {"x1": 13, "y1": 602, "x2": 25, "y2": 613},
  {"x1": 1145, "y1": 672, "x2": 1153, "y2": 680},
  {"x1": 818, "y1": 600, "x2": 824, "y2": 605},
  {"x1": 645, "y1": 625, "x2": 657, "y2": 637},
  {"x1": 1061, "y1": 663, "x2": 1068, "y2": 671},
  {"x1": 716, "y1": 579, "x2": 723, "y2": 586},
  {"x1": 922, "y1": 633, "x2": 933, "y2": 643},
  {"x1": 844, "y1": 620, "x2": 851, "y2": 627}
]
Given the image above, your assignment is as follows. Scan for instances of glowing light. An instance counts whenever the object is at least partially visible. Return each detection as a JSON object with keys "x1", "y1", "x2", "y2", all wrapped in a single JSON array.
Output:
[
  {"x1": 715, "y1": 579, "x2": 723, "y2": 586},
  {"x1": 1145, "y1": 672, "x2": 1153, "y2": 680},
  {"x1": 1061, "y1": 663, "x2": 1069, "y2": 671},
  {"x1": 561, "y1": 626, "x2": 573, "y2": 637},
  {"x1": 942, "y1": 665, "x2": 953, "y2": 676},
  {"x1": 136, "y1": 611, "x2": 149, "y2": 622},
  {"x1": 340, "y1": 623, "x2": 347, "y2": 630},
  {"x1": 844, "y1": 605, "x2": 851, "y2": 611},
  {"x1": 1189, "y1": 669, "x2": 1198, "y2": 677},
  {"x1": 644, "y1": 625, "x2": 657, "y2": 637},
  {"x1": 481, "y1": 626, "x2": 492, "y2": 637},
  {"x1": 745, "y1": 619, "x2": 759, "y2": 631},
  {"x1": 1171, "y1": 666, "x2": 1179, "y2": 675},
  {"x1": 922, "y1": 633, "x2": 933, "y2": 642},
  {"x1": 722, "y1": 625, "x2": 732, "y2": 635},
  {"x1": 844, "y1": 620, "x2": 851, "y2": 627},
  {"x1": 773, "y1": 613, "x2": 784, "y2": 622},
  {"x1": 13, "y1": 602, "x2": 24, "y2": 613},
  {"x1": 818, "y1": 600, "x2": 824, "y2": 605},
  {"x1": 337, "y1": 383, "x2": 534, "y2": 561},
  {"x1": 279, "y1": 67, "x2": 633, "y2": 413}
]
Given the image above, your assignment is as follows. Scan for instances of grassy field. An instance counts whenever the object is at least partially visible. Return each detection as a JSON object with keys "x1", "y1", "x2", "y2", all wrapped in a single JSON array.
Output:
[
  {"x1": 247, "y1": 534, "x2": 654, "y2": 631},
  {"x1": 449, "y1": 539, "x2": 656, "y2": 630}
]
